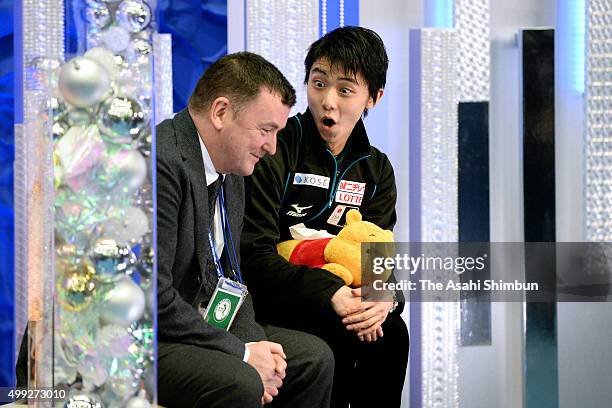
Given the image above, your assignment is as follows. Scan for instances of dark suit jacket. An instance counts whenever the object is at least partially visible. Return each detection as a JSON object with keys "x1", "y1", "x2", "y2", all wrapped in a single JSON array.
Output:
[{"x1": 156, "y1": 109, "x2": 265, "y2": 359}]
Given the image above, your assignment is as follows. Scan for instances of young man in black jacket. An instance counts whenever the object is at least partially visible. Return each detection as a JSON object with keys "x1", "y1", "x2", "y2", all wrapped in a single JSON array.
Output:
[{"x1": 242, "y1": 27, "x2": 409, "y2": 408}]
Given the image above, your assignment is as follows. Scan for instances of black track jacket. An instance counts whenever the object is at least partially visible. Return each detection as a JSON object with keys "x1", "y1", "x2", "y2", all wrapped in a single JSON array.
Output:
[{"x1": 241, "y1": 108, "x2": 400, "y2": 326}]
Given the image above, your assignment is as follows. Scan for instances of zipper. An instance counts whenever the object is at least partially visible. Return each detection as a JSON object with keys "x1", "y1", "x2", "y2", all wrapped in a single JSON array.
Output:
[
  {"x1": 327, "y1": 154, "x2": 371, "y2": 208},
  {"x1": 303, "y1": 152, "x2": 371, "y2": 223}
]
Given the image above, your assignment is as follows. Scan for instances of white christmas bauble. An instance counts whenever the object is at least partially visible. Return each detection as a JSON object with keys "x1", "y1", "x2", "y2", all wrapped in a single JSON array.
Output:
[
  {"x1": 116, "y1": 0, "x2": 152, "y2": 33},
  {"x1": 59, "y1": 56, "x2": 110, "y2": 108},
  {"x1": 102, "y1": 26, "x2": 131, "y2": 52},
  {"x1": 84, "y1": 47, "x2": 119, "y2": 79},
  {"x1": 100, "y1": 276, "x2": 145, "y2": 327}
]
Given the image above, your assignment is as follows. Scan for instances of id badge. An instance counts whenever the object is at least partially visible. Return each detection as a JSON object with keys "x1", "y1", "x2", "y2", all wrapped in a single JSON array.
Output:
[{"x1": 202, "y1": 277, "x2": 248, "y2": 330}]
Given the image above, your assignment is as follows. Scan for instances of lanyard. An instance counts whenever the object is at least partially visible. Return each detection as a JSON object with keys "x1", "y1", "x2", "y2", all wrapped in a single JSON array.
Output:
[{"x1": 207, "y1": 185, "x2": 244, "y2": 284}]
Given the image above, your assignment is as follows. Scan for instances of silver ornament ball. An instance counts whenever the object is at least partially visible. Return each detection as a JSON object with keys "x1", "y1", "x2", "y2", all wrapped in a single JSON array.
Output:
[
  {"x1": 126, "y1": 39, "x2": 152, "y2": 64},
  {"x1": 59, "y1": 56, "x2": 110, "y2": 108},
  {"x1": 84, "y1": 3, "x2": 111, "y2": 29},
  {"x1": 85, "y1": 47, "x2": 120, "y2": 79},
  {"x1": 116, "y1": 0, "x2": 152, "y2": 33},
  {"x1": 102, "y1": 26, "x2": 131, "y2": 52},
  {"x1": 100, "y1": 276, "x2": 146, "y2": 327},
  {"x1": 90, "y1": 237, "x2": 137, "y2": 282},
  {"x1": 98, "y1": 96, "x2": 148, "y2": 143},
  {"x1": 63, "y1": 391, "x2": 105, "y2": 408}
]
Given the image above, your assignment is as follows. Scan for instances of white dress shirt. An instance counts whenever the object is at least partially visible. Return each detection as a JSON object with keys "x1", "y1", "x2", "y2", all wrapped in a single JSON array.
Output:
[{"x1": 197, "y1": 134, "x2": 252, "y2": 362}]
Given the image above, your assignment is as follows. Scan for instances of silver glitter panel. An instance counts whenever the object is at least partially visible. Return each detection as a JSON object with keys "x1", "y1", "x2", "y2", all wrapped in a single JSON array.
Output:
[
  {"x1": 153, "y1": 33, "x2": 173, "y2": 123},
  {"x1": 246, "y1": 0, "x2": 319, "y2": 114},
  {"x1": 454, "y1": 0, "x2": 490, "y2": 102},
  {"x1": 585, "y1": 0, "x2": 612, "y2": 241},
  {"x1": 13, "y1": 123, "x2": 28, "y2": 363},
  {"x1": 420, "y1": 29, "x2": 459, "y2": 244},
  {"x1": 20, "y1": 0, "x2": 64, "y2": 388},
  {"x1": 22, "y1": 0, "x2": 64, "y2": 85},
  {"x1": 414, "y1": 28, "x2": 460, "y2": 408}
]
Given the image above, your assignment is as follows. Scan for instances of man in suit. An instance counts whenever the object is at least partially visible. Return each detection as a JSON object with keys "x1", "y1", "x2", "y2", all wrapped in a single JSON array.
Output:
[{"x1": 156, "y1": 52, "x2": 334, "y2": 407}]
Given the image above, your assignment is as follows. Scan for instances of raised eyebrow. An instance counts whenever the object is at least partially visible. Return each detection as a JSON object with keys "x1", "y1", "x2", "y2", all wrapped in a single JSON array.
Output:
[
  {"x1": 338, "y1": 76, "x2": 359, "y2": 86},
  {"x1": 311, "y1": 67, "x2": 328, "y2": 77}
]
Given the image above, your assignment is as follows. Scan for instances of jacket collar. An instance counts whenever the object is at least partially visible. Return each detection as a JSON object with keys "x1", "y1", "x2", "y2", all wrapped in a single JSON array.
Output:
[
  {"x1": 299, "y1": 108, "x2": 371, "y2": 159},
  {"x1": 171, "y1": 109, "x2": 243, "y2": 281}
]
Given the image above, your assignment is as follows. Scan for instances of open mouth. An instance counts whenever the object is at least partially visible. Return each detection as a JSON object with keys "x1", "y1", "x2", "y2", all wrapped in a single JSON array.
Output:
[{"x1": 322, "y1": 118, "x2": 336, "y2": 128}]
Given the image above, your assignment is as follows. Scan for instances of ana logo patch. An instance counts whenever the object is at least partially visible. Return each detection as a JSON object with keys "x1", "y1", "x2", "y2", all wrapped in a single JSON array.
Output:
[
  {"x1": 286, "y1": 203, "x2": 313, "y2": 218},
  {"x1": 293, "y1": 173, "x2": 330, "y2": 189}
]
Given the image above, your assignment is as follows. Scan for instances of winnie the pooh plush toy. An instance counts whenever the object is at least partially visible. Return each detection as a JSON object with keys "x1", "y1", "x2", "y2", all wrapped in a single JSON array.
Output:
[{"x1": 277, "y1": 209, "x2": 394, "y2": 287}]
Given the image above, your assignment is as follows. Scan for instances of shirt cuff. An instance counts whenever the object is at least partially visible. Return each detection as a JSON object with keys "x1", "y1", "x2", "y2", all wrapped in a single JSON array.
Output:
[{"x1": 244, "y1": 342, "x2": 256, "y2": 362}]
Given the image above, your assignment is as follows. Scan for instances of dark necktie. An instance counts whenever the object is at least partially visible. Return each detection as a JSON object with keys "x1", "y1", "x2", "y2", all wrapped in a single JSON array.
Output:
[{"x1": 207, "y1": 175, "x2": 222, "y2": 222}]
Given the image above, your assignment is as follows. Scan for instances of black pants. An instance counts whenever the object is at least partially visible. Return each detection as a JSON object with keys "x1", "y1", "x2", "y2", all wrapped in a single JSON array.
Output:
[
  {"x1": 158, "y1": 325, "x2": 334, "y2": 408},
  {"x1": 288, "y1": 309, "x2": 409, "y2": 408}
]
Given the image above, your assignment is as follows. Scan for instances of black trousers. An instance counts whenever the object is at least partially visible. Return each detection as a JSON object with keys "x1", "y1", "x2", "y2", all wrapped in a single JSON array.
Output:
[
  {"x1": 158, "y1": 325, "x2": 334, "y2": 408},
  {"x1": 288, "y1": 309, "x2": 409, "y2": 408}
]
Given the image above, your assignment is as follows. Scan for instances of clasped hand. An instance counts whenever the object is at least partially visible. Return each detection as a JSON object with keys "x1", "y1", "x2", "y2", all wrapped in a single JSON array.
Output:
[
  {"x1": 330, "y1": 286, "x2": 394, "y2": 342},
  {"x1": 246, "y1": 341, "x2": 287, "y2": 404}
]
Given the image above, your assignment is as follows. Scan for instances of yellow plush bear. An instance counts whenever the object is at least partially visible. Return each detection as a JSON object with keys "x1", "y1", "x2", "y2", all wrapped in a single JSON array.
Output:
[{"x1": 277, "y1": 209, "x2": 394, "y2": 287}]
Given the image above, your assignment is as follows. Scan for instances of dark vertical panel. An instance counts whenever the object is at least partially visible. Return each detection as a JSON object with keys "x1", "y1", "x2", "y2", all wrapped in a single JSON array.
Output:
[
  {"x1": 458, "y1": 101, "x2": 491, "y2": 346},
  {"x1": 521, "y1": 28, "x2": 558, "y2": 408},
  {"x1": 408, "y1": 29, "x2": 422, "y2": 408}
]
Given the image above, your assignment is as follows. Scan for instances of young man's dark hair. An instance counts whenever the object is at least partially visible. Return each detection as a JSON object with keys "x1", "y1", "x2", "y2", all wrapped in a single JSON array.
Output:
[
  {"x1": 189, "y1": 51, "x2": 297, "y2": 116},
  {"x1": 304, "y1": 26, "x2": 388, "y2": 111}
]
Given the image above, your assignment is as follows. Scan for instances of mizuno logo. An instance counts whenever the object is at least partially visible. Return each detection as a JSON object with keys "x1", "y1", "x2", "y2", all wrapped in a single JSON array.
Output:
[
  {"x1": 287, "y1": 204, "x2": 313, "y2": 217},
  {"x1": 291, "y1": 204, "x2": 312, "y2": 214}
]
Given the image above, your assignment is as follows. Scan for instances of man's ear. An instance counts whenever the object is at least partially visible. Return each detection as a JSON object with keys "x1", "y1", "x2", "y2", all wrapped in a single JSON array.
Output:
[
  {"x1": 209, "y1": 96, "x2": 231, "y2": 130},
  {"x1": 366, "y1": 88, "x2": 385, "y2": 110}
]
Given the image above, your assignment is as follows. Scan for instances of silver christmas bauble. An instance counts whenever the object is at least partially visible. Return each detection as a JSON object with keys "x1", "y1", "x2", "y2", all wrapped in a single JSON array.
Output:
[
  {"x1": 56, "y1": 261, "x2": 96, "y2": 312},
  {"x1": 59, "y1": 56, "x2": 110, "y2": 108},
  {"x1": 90, "y1": 237, "x2": 137, "y2": 282},
  {"x1": 98, "y1": 96, "x2": 147, "y2": 142},
  {"x1": 126, "y1": 39, "x2": 151, "y2": 64},
  {"x1": 63, "y1": 391, "x2": 105, "y2": 408},
  {"x1": 124, "y1": 396, "x2": 151, "y2": 408},
  {"x1": 100, "y1": 276, "x2": 145, "y2": 327},
  {"x1": 116, "y1": 0, "x2": 151, "y2": 33},
  {"x1": 84, "y1": 3, "x2": 111, "y2": 29},
  {"x1": 102, "y1": 26, "x2": 131, "y2": 52},
  {"x1": 85, "y1": 47, "x2": 120, "y2": 79}
]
